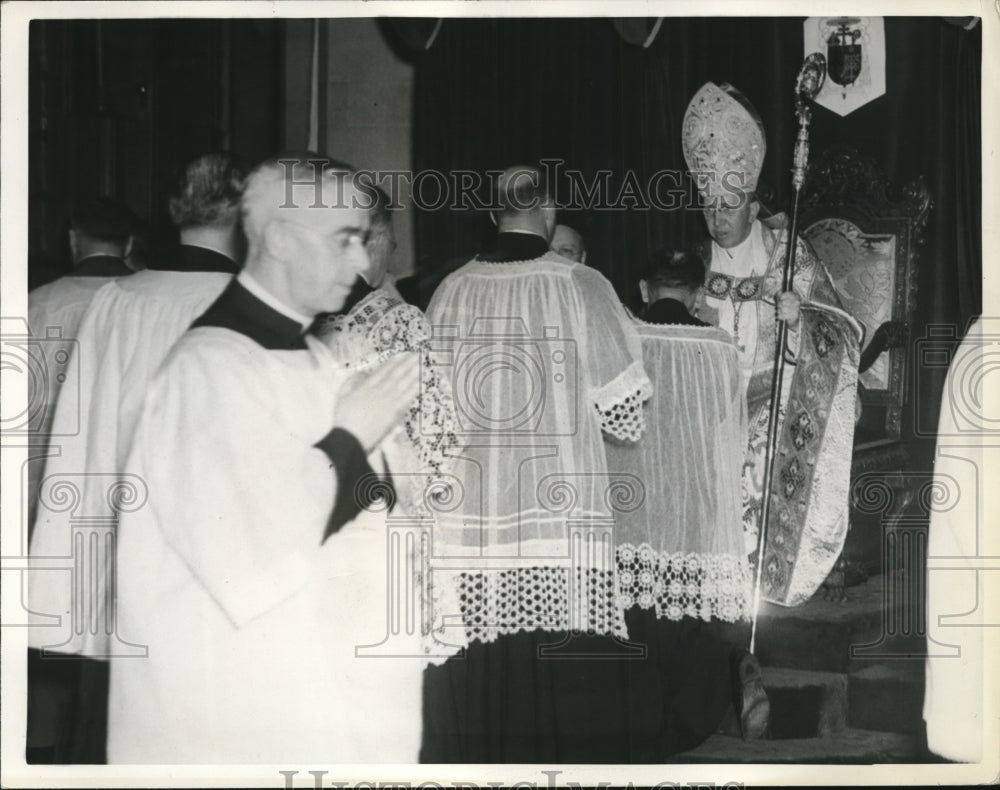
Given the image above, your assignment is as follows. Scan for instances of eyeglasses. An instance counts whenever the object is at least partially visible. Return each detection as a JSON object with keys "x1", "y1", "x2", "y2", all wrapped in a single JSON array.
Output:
[
  {"x1": 366, "y1": 230, "x2": 398, "y2": 254},
  {"x1": 280, "y1": 218, "x2": 372, "y2": 250}
]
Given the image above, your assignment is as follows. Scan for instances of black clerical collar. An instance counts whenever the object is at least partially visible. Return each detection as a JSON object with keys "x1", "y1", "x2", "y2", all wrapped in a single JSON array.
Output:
[
  {"x1": 309, "y1": 275, "x2": 376, "y2": 334},
  {"x1": 339, "y1": 275, "x2": 376, "y2": 314},
  {"x1": 644, "y1": 297, "x2": 708, "y2": 327},
  {"x1": 477, "y1": 231, "x2": 550, "y2": 263},
  {"x1": 190, "y1": 279, "x2": 308, "y2": 350},
  {"x1": 154, "y1": 244, "x2": 239, "y2": 274}
]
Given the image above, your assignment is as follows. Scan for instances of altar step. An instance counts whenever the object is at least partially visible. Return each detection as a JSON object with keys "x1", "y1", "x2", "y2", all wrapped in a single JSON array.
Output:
[
  {"x1": 674, "y1": 573, "x2": 930, "y2": 763},
  {"x1": 752, "y1": 571, "x2": 926, "y2": 674},
  {"x1": 674, "y1": 729, "x2": 922, "y2": 764},
  {"x1": 714, "y1": 661, "x2": 924, "y2": 737}
]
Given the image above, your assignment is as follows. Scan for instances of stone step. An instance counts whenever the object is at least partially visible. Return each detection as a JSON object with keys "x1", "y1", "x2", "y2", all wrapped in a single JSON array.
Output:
[
  {"x1": 753, "y1": 573, "x2": 926, "y2": 673},
  {"x1": 674, "y1": 728, "x2": 924, "y2": 764},
  {"x1": 848, "y1": 660, "x2": 925, "y2": 735}
]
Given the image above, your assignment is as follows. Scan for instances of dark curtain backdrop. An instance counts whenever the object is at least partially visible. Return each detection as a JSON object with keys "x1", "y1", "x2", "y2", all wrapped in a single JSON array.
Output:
[
  {"x1": 28, "y1": 19, "x2": 282, "y2": 289},
  {"x1": 411, "y1": 15, "x2": 981, "y2": 436}
]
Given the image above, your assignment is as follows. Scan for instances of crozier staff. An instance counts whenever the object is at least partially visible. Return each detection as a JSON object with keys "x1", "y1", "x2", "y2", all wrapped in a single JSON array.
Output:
[{"x1": 683, "y1": 81, "x2": 862, "y2": 606}]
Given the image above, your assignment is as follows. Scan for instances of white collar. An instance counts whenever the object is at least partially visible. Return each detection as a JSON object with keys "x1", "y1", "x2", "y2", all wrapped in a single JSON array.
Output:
[
  {"x1": 237, "y1": 271, "x2": 313, "y2": 329},
  {"x1": 75, "y1": 252, "x2": 124, "y2": 263},
  {"x1": 499, "y1": 228, "x2": 545, "y2": 237},
  {"x1": 180, "y1": 241, "x2": 236, "y2": 262}
]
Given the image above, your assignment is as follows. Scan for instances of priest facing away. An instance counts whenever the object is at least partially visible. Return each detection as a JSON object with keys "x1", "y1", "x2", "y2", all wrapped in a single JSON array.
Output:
[{"x1": 107, "y1": 156, "x2": 426, "y2": 763}]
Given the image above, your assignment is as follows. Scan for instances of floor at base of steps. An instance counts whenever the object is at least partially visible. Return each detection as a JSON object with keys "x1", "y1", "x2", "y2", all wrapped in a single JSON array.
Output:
[
  {"x1": 671, "y1": 728, "x2": 926, "y2": 764},
  {"x1": 716, "y1": 666, "x2": 849, "y2": 739}
]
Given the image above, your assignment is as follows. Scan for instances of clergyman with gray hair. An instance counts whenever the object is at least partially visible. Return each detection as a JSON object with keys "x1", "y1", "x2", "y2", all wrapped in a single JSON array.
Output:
[
  {"x1": 106, "y1": 154, "x2": 426, "y2": 763},
  {"x1": 159, "y1": 150, "x2": 248, "y2": 272},
  {"x1": 27, "y1": 152, "x2": 250, "y2": 763}
]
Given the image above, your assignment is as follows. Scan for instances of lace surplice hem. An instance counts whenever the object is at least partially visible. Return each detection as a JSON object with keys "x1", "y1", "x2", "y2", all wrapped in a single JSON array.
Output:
[
  {"x1": 421, "y1": 565, "x2": 629, "y2": 664},
  {"x1": 614, "y1": 543, "x2": 753, "y2": 623},
  {"x1": 418, "y1": 544, "x2": 752, "y2": 664}
]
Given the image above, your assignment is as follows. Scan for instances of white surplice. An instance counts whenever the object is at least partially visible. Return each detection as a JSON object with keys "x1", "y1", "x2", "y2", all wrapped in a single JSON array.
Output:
[
  {"x1": 604, "y1": 321, "x2": 752, "y2": 624},
  {"x1": 26, "y1": 275, "x2": 125, "y2": 529},
  {"x1": 106, "y1": 327, "x2": 423, "y2": 763},
  {"x1": 28, "y1": 270, "x2": 232, "y2": 657},
  {"x1": 28, "y1": 275, "x2": 122, "y2": 432},
  {"x1": 425, "y1": 251, "x2": 651, "y2": 652},
  {"x1": 923, "y1": 317, "x2": 986, "y2": 763}
]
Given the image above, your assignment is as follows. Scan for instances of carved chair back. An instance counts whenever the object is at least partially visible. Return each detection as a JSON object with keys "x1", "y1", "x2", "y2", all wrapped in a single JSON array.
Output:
[{"x1": 800, "y1": 145, "x2": 932, "y2": 441}]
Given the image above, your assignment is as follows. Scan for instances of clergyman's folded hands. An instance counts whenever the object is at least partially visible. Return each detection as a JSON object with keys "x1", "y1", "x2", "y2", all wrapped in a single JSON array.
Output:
[{"x1": 333, "y1": 352, "x2": 421, "y2": 454}]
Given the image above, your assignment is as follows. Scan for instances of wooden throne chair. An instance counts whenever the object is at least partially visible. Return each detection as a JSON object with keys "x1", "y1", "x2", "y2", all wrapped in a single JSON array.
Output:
[{"x1": 798, "y1": 145, "x2": 933, "y2": 599}]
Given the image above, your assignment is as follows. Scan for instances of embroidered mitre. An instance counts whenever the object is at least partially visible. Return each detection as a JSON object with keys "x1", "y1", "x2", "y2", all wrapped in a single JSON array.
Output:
[{"x1": 682, "y1": 82, "x2": 766, "y2": 201}]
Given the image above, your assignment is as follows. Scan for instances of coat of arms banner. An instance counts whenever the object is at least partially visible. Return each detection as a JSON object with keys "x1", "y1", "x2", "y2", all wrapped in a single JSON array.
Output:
[{"x1": 804, "y1": 17, "x2": 886, "y2": 117}]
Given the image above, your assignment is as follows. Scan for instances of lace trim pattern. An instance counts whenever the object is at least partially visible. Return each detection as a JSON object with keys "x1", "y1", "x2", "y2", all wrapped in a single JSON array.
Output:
[
  {"x1": 314, "y1": 290, "x2": 430, "y2": 366},
  {"x1": 592, "y1": 361, "x2": 652, "y2": 443},
  {"x1": 419, "y1": 548, "x2": 750, "y2": 663},
  {"x1": 402, "y1": 351, "x2": 459, "y2": 482},
  {"x1": 425, "y1": 566, "x2": 628, "y2": 656},
  {"x1": 615, "y1": 543, "x2": 753, "y2": 623},
  {"x1": 314, "y1": 291, "x2": 459, "y2": 485}
]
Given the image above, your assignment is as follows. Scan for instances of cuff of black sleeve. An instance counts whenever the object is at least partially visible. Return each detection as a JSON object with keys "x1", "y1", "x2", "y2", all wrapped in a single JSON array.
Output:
[{"x1": 316, "y1": 427, "x2": 376, "y2": 542}]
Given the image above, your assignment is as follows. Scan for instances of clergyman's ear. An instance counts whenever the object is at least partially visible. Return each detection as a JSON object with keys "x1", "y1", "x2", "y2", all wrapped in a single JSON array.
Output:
[
  {"x1": 639, "y1": 279, "x2": 649, "y2": 305},
  {"x1": 263, "y1": 219, "x2": 293, "y2": 260},
  {"x1": 68, "y1": 228, "x2": 79, "y2": 262}
]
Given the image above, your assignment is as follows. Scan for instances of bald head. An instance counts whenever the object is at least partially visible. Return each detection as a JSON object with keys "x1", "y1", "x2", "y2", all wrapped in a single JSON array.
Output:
[
  {"x1": 240, "y1": 153, "x2": 372, "y2": 317},
  {"x1": 493, "y1": 165, "x2": 556, "y2": 240},
  {"x1": 550, "y1": 225, "x2": 586, "y2": 263},
  {"x1": 241, "y1": 153, "x2": 354, "y2": 248}
]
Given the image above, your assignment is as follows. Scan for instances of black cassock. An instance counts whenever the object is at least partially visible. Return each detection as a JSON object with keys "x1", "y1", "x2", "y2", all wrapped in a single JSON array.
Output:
[
  {"x1": 420, "y1": 240, "x2": 748, "y2": 764},
  {"x1": 422, "y1": 616, "x2": 747, "y2": 763}
]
